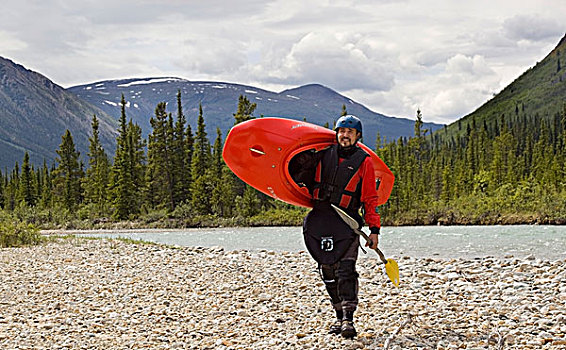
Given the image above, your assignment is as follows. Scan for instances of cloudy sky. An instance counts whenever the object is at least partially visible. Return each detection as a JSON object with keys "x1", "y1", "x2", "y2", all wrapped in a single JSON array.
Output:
[{"x1": 1, "y1": 0, "x2": 565, "y2": 124}]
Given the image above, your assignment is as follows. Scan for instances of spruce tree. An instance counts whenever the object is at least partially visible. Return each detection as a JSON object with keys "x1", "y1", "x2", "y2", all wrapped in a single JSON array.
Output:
[
  {"x1": 233, "y1": 95, "x2": 257, "y2": 125},
  {"x1": 210, "y1": 128, "x2": 233, "y2": 216},
  {"x1": 38, "y1": 160, "x2": 52, "y2": 209},
  {"x1": 127, "y1": 120, "x2": 146, "y2": 210},
  {"x1": 52, "y1": 130, "x2": 83, "y2": 210},
  {"x1": 236, "y1": 186, "x2": 261, "y2": 217},
  {"x1": 111, "y1": 95, "x2": 132, "y2": 219},
  {"x1": 85, "y1": 115, "x2": 110, "y2": 214},
  {"x1": 4, "y1": 163, "x2": 19, "y2": 211},
  {"x1": 18, "y1": 152, "x2": 35, "y2": 206},
  {"x1": 190, "y1": 104, "x2": 212, "y2": 214},
  {"x1": 173, "y1": 90, "x2": 190, "y2": 205},
  {"x1": 212, "y1": 128, "x2": 223, "y2": 179},
  {"x1": 147, "y1": 102, "x2": 175, "y2": 210},
  {"x1": 0, "y1": 169, "x2": 4, "y2": 209},
  {"x1": 184, "y1": 124, "x2": 194, "y2": 186},
  {"x1": 191, "y1": 104, "x2": 211, "y2": 180},
  {"x1": 111, "y1": 95, "x2": 145, "y2": 219}
]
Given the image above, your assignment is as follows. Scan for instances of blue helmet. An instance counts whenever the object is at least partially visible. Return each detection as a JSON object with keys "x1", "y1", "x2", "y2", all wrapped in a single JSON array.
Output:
[{"x1": 335, "y1": 115, "x2": 362, "y2": 134}]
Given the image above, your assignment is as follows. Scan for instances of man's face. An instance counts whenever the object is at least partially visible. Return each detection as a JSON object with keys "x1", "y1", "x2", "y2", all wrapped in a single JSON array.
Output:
[{"x1": 337, "y1": 127, "x2": 360, "y2": 147}]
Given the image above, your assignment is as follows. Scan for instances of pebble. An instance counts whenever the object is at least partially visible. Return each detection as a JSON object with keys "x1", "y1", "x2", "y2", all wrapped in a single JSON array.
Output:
[{"x1": 0, "y1": 237, "x2": 565, "y2": 349}]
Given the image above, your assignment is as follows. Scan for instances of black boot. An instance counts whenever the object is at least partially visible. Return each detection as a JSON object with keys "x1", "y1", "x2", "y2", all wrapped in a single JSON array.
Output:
[
  {"x1": 341, "y1": 311, "x2": 357, "y2": 338},
  {"x1": 328, "y1": 310, "x2": 343, "y2": 335}
]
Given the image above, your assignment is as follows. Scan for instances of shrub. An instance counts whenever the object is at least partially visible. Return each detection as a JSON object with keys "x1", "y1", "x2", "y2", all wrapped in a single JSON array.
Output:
[{"x1": 0, "y1": 211, "x2": 42, "y2": 247}]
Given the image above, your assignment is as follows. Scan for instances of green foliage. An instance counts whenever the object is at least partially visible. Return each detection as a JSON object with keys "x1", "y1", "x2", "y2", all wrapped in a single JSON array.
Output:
[
  {"x1": 235, "y1": 186, "x2": 261, "y2": 217},
  {"x1": 380, "y1": 103, "x2": 566, "y2": 225},
  {"x1": 18, "y1": 152, "x2": 35, "y2": 206},
  {"x1": 52, "y1": 130, "x2": 83, "y2": 210},
  {"x1": 191, "y1": 104, "x2": 211, "y2": 180},
  {"x1": 84, "y1": 115, "x2": 111, "y2": 215},
  {"x1": 378, "y1": 39, "x2": 566, "y2": 225},
  {"x1": 146, "y1": 102, "x2": 175, "y2": 210},
  {"x1": 6, "y1": 51, "x2": 566, "y2": 230},
  {"x1": 341, "y1": 104, "x2": 347, "y2": 116},
  {"x1": 172, "y1": 90, "x2": 191, "y2": 206},
  {"x1": 233, "y1": 95, "x2": 257, "y2": 125},
  {"x1": 0, "y1": 210, "x2": 42, "y2": 247},
  {"x1": 247, "y1": 206, "x2": 307, "y2": 226},
  {"x1": 110, "y1": 95, "x2": 146, "y2": 220}
]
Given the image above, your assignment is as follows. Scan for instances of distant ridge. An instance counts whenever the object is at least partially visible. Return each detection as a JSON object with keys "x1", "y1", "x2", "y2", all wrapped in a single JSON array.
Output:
[
  {"x1": 69, "y1": 79, "x2": 443, "y2": 144},
  {"x1": 0, "y1": 56, "x2": 117, "y2": 169}
]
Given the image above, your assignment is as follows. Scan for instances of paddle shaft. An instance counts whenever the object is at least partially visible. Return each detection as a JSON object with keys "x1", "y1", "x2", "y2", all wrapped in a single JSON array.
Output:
[
  {"x1": 353, "y1": 226, "x2": 388, "y2": 265},
  {"x1": 330, "y1": 204, "x2": 388, "y2": 264}
]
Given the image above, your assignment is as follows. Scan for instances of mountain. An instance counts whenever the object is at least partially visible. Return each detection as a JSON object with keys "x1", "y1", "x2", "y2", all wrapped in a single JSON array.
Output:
[
  {"x1": 446, "y1": 33, "x2": 566, "y2": 138},
  {"x1": 68, "y1": 79, "x2": 443, "y2": 144},
  {"x1": 0, "y1": 56, "x2": 117, "y2": 170},
  {"x1": 0, "y1": 56, "x2": 442, "y2": 171}
]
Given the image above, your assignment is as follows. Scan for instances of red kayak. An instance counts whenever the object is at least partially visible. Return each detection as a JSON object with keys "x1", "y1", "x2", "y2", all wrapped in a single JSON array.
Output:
[{"x1": 222, "y1": 117, "x2": 394, "y2": 208}]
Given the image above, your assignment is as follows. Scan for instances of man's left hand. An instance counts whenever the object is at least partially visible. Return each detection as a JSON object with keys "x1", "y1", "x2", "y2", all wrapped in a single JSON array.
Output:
[{"x1": 365, "y1": 233, "x2": 379, "y2": 250}]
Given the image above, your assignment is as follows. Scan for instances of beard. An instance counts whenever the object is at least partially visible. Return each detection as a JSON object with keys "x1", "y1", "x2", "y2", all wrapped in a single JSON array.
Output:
[{"x1": 336, "y1": 136, "x2": 358, "y2": 158}]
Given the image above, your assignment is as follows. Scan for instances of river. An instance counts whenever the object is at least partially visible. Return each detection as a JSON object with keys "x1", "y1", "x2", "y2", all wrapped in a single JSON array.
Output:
[{"x1": 74, "y1": 225, "x2": 566, "y2": 260}]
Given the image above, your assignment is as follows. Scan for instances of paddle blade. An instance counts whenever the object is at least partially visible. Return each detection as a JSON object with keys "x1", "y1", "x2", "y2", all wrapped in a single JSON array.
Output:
[{"x1": 385, "y1": 258, "x2": 400, "y2": 287}]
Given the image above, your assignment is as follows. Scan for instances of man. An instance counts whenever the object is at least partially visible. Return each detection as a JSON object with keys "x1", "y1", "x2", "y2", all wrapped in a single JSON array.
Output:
[{"x1": 297, "y1": 115, "x2": 381, "y2": 339}]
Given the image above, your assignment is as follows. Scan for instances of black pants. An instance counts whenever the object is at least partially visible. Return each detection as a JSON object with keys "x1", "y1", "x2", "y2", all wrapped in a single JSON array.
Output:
[{"x1": 319, "y1": 236, "x2": 359, "y2": 314}]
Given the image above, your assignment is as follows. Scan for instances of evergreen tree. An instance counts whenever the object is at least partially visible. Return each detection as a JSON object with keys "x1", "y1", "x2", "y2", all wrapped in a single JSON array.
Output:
[
  {"x1": 84, "y1": 115, "x2": 111, "y2": 214},
  {"x1": 18, "y1": 152, "x2": 35, "y2": 206},
  {"x1": 233, "y1": 95, "x2": 257, "y2": 124},
  {"x1": 52, "y1": 130, "x2": 83, "y2": 210},
  {"x1": 236, "y1": 185, "x2": 261, "y2": 217},
  {"x1": 147, "y1": 102, "x2": 175, "y2": 210},
  {"x1": 212, "y1": 128, "x2": 223, "y2": 179},
  {"x1": 190, "y1": 104, "x2": 212, "y2": 214},
  {"x1": 184, "y1": 124, "x2": 194, "y2": 185},
  {"x1": 210, "y1": 128, "x2": 234, "y2": 216},
  {"x1": 38, "y1": 160, "x2": 52, "y2": 209},
  {"x1": 191, "y1": 104, "x2": 211, "y2": 180},
  {"x1": 414, "y1": 109, "x2": 424, "y2": 138},
  {"x1": 172, "y1": 90, "x2": 190, "y2": 205},
  {"x1": 4, "y1": 163, "x2": 19, "y2": 211},
  {"x1": 111, "y1": 95, "x2": 132, "y2": 219},
  {"x1": 111, "y1": 95, "x2": 146, "y2": 219},
  {"x1": 127, "y1": 120, "x2": 147, "y2": 209},
  {"x1": 0, "y1": 169, "x2": 4, "y2": 208},
  {"x1": 215, "y1": 166, "x2": 236, "y2": 217}
]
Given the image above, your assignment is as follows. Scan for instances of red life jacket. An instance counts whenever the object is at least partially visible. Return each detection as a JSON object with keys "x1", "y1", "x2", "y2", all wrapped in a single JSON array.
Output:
[{"x1": 312, "y1": 144, "x2": 368, "y2": 213}]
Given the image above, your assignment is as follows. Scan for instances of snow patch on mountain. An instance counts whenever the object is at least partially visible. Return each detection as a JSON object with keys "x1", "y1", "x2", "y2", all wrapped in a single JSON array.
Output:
[{"x1": 117, "y1": 78, "x2": 183, "y2": 88}]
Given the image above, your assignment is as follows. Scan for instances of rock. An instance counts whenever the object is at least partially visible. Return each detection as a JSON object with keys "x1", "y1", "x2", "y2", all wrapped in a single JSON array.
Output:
[{"x1": 0, "y1": 238, "x2": 564, "y2": 349}]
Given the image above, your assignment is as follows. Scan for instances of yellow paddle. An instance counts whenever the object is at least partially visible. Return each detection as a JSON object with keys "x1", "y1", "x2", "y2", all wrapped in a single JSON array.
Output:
[{"x1": 331, "y1": 204, "x2": 400, "y2": 287}]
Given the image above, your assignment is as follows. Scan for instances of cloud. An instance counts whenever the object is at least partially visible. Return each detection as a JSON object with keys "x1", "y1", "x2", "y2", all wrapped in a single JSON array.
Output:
[
  {"x1": 351, "y1": 52, "x2": 500, "y2": 124},
  {"x1": 503, "y1": 14, "x2": 563, "y2": 41},
  {"x1": 174, "y1": 36, "x2": 248, "y2": 76},
  {"x1": 2, "y1": 0, "x2": 565, "y2": 124},
  {"x1": 446, "y1": 54, "x2": 495, "y2": 76},
  {"x1": 0, "y1": 31, "x2": 28, "y2": 52},
  {"x1": 259, "y1": 31, "x2": 395, "y2": 92},
  {"x1": 414, "y1": 54, "x2": 499, "y2": 122}
]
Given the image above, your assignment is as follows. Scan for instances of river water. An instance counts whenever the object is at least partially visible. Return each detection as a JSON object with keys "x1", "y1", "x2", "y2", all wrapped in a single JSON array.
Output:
[{"x1": 74, "y1": 225, "x2": 566, "y2": 260}]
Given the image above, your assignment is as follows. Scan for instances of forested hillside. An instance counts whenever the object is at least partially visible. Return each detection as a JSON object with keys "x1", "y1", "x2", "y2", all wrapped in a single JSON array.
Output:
[
  {"x1": 379, "y1": 35, "x2": 566, "y2": 225},
  {"x1": 0, "y1": 93, "x2": 307, "y2": 229}
]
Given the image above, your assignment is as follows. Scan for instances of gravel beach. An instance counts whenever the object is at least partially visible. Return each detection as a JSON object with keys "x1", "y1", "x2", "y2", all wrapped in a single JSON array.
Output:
[{"x1": 1, "y1": 237, "x2": 565, "y2": 349}]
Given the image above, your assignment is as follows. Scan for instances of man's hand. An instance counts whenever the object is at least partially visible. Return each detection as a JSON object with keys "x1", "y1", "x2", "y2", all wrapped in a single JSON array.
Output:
[{"x1": 365, "y1": 233, "x2": 379, "y2": 250}]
